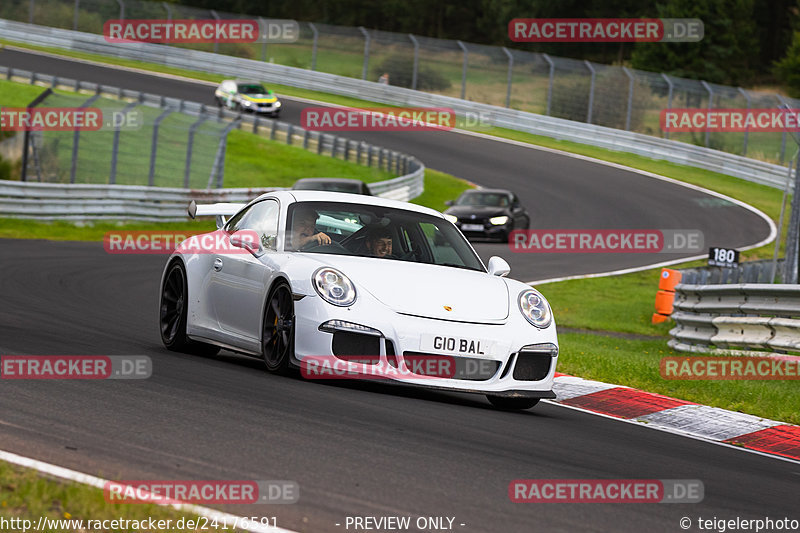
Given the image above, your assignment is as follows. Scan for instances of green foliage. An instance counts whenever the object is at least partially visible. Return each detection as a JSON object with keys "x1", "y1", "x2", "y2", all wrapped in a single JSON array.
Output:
[
  {"x1": 774, "y1": 31, "x2": 800, "y2": 97},
  {"x1": 375, "y1": 54, "x2": 451, "y2": 91},
  {"x1": 630, "y1": 0, "x2": 759, "y2": 85}
]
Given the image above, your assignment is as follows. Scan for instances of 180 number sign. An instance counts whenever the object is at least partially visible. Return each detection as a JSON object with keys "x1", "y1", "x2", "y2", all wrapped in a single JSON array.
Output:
[{"x1": 708, "y1": 247, "x2": 739, "y2": 267}]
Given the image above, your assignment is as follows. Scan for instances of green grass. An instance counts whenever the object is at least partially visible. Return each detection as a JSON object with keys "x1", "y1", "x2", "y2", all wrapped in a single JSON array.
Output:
[
  {"x1": 0, "y1": 461, "x2": 240, "y2": 533},
  {"x1": 558, "y1": 333, "x2": 800, "y2": 425}
]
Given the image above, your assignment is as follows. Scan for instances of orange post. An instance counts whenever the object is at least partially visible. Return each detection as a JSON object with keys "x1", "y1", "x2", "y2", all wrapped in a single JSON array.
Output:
[{"x1": 652, "y1": 268, "x2": 682, "y2": 323}]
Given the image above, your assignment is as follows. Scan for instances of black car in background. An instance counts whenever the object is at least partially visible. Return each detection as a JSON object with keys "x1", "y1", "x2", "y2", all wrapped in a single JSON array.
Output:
[
  {"x1": 443, "y1": 189, "x2": 529, "y2": 242},
  {"x1": 292, "y1": 178, "x2": 372, "y2": 195}
]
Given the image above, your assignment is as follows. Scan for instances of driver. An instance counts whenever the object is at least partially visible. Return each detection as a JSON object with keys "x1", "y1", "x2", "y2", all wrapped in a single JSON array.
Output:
[
  {"x1": 365, "y1": 226, "x2": 393, "y2": 258},
  {"x1": 290, "y1": 207, "x2": 331, "y2": 250}
]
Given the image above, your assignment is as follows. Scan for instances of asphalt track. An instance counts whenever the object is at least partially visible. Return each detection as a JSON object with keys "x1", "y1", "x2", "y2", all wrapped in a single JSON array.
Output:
[{"x1": 0, "y1": 48, "x2": 796, "y2": 533}]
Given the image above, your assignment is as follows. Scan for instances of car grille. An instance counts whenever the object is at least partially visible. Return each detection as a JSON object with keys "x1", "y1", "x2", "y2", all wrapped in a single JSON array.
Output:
[
  {"x1": 332, "y1": 332, "x2": 380, "y2": 363},
  {"x1": 403, "y1": 352, "x2": 500, "y2": 381}
]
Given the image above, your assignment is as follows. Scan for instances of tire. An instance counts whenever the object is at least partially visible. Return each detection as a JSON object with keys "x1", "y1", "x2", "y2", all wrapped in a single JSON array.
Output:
[
  {"x1": 486, "y1": 396, "x2": 540, "y2": 410},
  {"x1": 159, "y1": 261, "x2": 220, "y2": 356},
  {"x1": 262, "y1": 280, "x2": 295, "y2": 374}
]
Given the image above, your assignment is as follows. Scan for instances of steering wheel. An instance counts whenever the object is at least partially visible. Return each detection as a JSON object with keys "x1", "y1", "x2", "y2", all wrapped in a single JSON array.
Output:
[{"x1": 300, "y1": 240, "x2": 348, "y2": 252}]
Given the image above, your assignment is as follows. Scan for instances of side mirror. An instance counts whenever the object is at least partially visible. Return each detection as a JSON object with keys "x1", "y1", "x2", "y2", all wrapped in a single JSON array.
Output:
[
  {"x1": 230, "y1": 231, "x2": 262, "y2": 256},
  {"x1": 444, "y1": 200, "x2": 454, "y2": 206},
  {"x1": 487, "y1": 256, "x2": 510, "y2": 277}
]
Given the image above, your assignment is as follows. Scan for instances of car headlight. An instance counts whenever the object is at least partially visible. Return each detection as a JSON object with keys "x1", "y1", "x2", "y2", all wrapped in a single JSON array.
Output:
[
  {"x1": 444, "y1": 214, "x2": 458, "y2": 224},
  {"x1": 242, "y1": 100, "x2": 252, "y2": 106},
  {"x1": 489, "y1": 215, "x2": 509, "y2": 225},
  {"x1": 518, "y1": 289, "x2": 551, "y2": 328},
  {"x1": 313, "y1": 267, "x2": 356, "y2": 307},
  {"x1": 275, "y1": 101, "x2": 282, "y2": 107}
]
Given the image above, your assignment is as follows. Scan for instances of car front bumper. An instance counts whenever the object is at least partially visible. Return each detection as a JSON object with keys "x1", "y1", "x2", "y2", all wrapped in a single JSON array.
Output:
[{"x1": 292, "y1": 295, "x2": 558, "y2": 396}]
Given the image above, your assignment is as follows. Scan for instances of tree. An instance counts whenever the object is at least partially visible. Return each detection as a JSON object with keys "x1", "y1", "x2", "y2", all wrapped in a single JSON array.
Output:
[{"x1": 630, "y1": 0, "x2": 759, "y2": 85}]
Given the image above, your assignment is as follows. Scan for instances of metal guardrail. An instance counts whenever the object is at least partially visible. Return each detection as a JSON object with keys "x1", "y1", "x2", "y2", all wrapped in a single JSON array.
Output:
[
  {"x1": 669, "y1": 283, "x2": 800, "y2": 355},
  {"x1": 678, "y1": 259, "x2": 786, "y2": 285},
  {"x1": 0, "y1": 19, "x2": 794, "y2": 192},
  {"x1": 0, "y1": 179, "x2": 280, "y2": 221}
]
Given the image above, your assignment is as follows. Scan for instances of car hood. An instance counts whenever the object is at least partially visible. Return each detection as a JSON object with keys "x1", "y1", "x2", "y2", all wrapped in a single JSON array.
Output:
[
  {"x1": 313, "y1": 255, "x2": 509, "y2": 323},
  {"x1": 444, "y1": 205, "x2": 509, "y2": 218},
  {"x1": 241, "y1": 93, "x2": 278, "y2": 103}
]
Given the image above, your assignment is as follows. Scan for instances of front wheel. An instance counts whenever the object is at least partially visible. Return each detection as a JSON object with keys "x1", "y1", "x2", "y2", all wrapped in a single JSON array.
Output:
[
  {"x1": 159, "y1": 261, "x2": 219, "y2": 355},
  {"x1": 262, "y1": 280, "x2": 295, "y2": 374},
  {"x1": 487, "y1": 396, "x2": 540, "y2": 410}
]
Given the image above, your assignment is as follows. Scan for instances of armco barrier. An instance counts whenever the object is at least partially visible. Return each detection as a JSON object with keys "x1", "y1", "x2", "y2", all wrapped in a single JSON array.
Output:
[
  {"x1": 0, "y1": 19, "x2": 793, "y2": 192},
  {"x1": 668, "y1": 284, "x2": 800, "y2": 355}
]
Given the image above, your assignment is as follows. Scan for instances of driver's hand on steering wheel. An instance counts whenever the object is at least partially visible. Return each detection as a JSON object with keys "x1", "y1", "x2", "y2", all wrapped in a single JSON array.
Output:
[
  {"x1": 298, "y1": 232, "x2": 331, "y2": 248},
  {"x1": 311, "y1": 232, "x2": 331, "y2": 245}
]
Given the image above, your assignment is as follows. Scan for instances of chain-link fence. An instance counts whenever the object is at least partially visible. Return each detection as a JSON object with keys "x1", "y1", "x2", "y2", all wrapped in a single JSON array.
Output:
[
  {"x1": 2, "y1": 0, "x2": 799, "y2": 164},
  {"x1": 19, "y1": 86, "x2": 232, "y2": 188}
]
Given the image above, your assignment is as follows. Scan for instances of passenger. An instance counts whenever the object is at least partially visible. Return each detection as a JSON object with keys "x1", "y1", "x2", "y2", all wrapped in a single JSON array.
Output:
[
  {"x1": 365, "y1": 226, "x2": 393, "y2": 258},
  {"x1": 290, "y1": 208, "x2": 331, "y2": 249}
]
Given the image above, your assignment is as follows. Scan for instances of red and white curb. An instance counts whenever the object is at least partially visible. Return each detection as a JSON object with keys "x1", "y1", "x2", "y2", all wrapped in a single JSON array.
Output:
[{"x1": 549, "y1": 373, "x2": 800, "y2": 463}]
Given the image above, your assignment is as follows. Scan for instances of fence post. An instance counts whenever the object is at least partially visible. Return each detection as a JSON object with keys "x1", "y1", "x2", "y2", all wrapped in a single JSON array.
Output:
[
  {"x1": 777, "y1": 94, "x2": 791, "y2": 164},
  {"x1": 701, "y1": 81, "x2": 713, "y2": 148},
  {"x1": 286, "y1": 123, "x2": 293, "y2": 145},
  {"x1": 109, "y1": 102, "x2": 139, "y2": 184},
  {"x1": 408, "y1": 34, "x2": 419, "y2": 91},
  {"x1": 210, "y1": 10, "x2": 220, "y2": 54},
  {"x1": 184, "y1": 116, "x2": 208, "y2": 188},
  {"x1": 738, "y1": 87, "x2": 751, "y2": 156},
  {"x1": 358, "y1": 26, "x2": 370, "y2": 80},
  {"x1": 20, "y1": 89, "x2": 52, "y2": 182},
  {"x1": 502, "y1": 47, "x2": 513, "y2": 108},
  {"x1": 456, "y1": 40, "x2": 468, "y2": 100},
  {"x1": 115, "y1": 0, "x2": 124, "y2": 20},
  {"x1": 162, "y1": 2, "x2": 171, "y2": 20},
  {"x1": 148, "y1": 108, "x2": 173, "y2": 186},
  {"x1": 73, "y1": 0, "x2": 79, "y2": 31},
  {"x1": 662, "y1": 73, "x2": 674, "y2": 139},
  {"x1": 70, "y1": 94, "x2": 100, "y2": 184},
  {"x1": 771, "y1": 154, "x2": 795, "y2": 282},
  {"x1": 309, "y1": 23, "x2": 319, "y2": 71},
  {"x1": 622, "y1": 66, "x2": 634, "y2": 131},
  {"x1": 259, "y1": 17, "x2": 268, "y2": 61},
  {"x1": 208, "y1": 118, "x2": 240, "y2": 189},
  {"x1": 542, "y1": 54, "x2": 555, "y2": 116},
  {"x1": 584, "y1": 60, "x2": 595, "y2": 124},
  {"x1": 28, "y1": 0, "x2": 34, "y2": 24}
]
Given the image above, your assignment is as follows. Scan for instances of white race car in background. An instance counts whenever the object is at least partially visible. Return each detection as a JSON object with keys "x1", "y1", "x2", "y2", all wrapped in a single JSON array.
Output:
[
  {"x1": 158, "y1": 191, "x2": 558, "y2": 410},
  {"x1": 214, "y1": 80, "x2": 282, "y2": 116}
]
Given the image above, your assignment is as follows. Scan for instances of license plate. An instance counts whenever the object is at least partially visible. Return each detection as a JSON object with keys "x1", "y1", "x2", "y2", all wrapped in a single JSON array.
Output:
[
  {"x1": 420, "y1": 334, "x2": 495, "y2": 357},
  {"x1": 461, "y1": 223, "x2": 484, "y2": 231}
]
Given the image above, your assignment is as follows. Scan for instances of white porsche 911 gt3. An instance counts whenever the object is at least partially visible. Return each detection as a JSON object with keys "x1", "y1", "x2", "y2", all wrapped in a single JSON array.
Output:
[{"x1": 158, "y1": 191, "x2": 558, "y2": 410}]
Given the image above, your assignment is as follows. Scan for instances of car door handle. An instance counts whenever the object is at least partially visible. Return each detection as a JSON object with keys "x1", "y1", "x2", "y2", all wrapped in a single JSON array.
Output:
[{"x1": 213, "y1": 258, "x2": 223, "y2": 272}]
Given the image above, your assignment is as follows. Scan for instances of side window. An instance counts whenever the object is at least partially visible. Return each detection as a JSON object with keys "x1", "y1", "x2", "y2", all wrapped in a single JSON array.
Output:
[{"x1": 228, "y1": 200, "x2": 279, "y2": 251}]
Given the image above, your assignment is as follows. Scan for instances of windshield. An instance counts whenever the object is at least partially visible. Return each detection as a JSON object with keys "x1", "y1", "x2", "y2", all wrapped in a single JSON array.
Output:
[
  {"x1": 285, "y1": 201, "x2": 485, "y2": 271},
  {"x1": 455, "y1": 192, "x2": 510, "y2": 207},
  {"x1": 238, "y1": 84, "x2": 269, "y2": 95}
]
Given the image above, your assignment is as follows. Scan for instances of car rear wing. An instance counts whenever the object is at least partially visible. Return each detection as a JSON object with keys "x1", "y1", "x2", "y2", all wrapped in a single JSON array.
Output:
[{"x1": 187, "y1": 200, "x2": 246, "y2": 229}]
